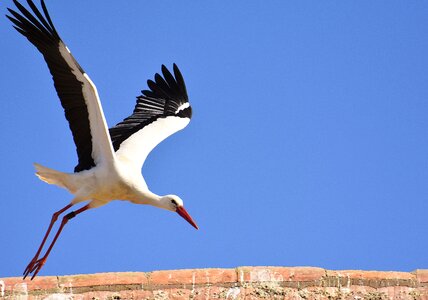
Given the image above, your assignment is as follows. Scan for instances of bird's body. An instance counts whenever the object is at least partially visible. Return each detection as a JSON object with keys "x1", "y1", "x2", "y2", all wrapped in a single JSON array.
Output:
[
  {"x1": 6, "y1": 0, "x2": 198, "y2": 279},
  {"x1": 35, "y1": 161, "x2": 147, "y2": 208}
]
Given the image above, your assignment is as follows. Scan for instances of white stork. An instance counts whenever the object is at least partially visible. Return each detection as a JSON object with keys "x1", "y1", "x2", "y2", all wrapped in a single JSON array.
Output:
[{"x1": 6, "y1": 0, "x2": 198, "y2": 280}]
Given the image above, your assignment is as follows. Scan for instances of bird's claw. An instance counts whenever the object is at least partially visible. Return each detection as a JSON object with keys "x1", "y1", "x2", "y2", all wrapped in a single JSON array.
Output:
[
  {"x1": 23, "y1": 257, "x2": 46, "y2": 280},
  {"x1": 23, "y1": 256, "x2": 38, "y2": 280}
]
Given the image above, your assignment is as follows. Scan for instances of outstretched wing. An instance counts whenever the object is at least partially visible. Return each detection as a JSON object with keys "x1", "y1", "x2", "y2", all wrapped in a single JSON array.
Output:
[
  {"x1": 110, "y1": 64, "x2": 192, "y2": 170},
  {"x1": 6, "y1": 0, "x2": 115, "y2": 172}
]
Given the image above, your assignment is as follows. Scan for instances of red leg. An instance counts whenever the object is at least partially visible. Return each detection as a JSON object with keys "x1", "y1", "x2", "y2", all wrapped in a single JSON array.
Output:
[
  {"x1": 24, "y1": 204, "x2": 90, "y2": 280},
  {"x1": 23, "y1": 203, "x2": 73, "y2": 279}
]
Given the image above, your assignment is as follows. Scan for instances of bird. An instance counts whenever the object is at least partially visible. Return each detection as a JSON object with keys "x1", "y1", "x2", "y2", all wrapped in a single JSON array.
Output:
[{"x1": 6, "y1": 0, "x2": 198, "y2": 280}]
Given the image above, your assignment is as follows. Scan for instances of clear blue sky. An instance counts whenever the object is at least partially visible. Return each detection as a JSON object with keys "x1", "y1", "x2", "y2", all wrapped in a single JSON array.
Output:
[{"x1": 1, "y1": 1, "x2": 427, "y2": 278}]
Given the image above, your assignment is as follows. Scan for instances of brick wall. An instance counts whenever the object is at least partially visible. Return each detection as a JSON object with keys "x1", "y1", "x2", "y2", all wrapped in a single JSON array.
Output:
[{"x1": 1, "y1": 267, "x2": 427, "y2": 299}]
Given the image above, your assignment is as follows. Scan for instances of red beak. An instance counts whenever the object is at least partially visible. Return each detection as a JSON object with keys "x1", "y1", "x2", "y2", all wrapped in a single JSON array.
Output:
[{"x1": 176, "y1": 206, "x2": 199, "y2": 230}]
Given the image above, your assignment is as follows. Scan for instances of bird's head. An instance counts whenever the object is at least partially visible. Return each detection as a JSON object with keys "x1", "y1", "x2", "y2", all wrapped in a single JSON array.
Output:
[{"x1": 160, "y1": 195, "x2": 199, "y2": 230}]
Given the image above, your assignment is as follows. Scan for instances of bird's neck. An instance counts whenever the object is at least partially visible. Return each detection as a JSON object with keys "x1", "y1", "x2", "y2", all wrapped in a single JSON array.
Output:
[{"x1": 130, "y1": 189, "x2": 168, "y2": 210}]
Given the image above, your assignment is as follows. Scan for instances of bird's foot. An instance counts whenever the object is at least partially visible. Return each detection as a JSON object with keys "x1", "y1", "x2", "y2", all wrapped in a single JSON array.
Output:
[
  {"x1": 23, "y1": 256, "x2": 46, "y2": 280},
  {"x1": 23, "y1": 256, "x2": 38, "y2": 280}
]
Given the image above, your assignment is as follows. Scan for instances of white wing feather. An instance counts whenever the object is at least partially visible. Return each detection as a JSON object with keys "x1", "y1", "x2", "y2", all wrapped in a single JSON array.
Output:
[{"x1": 115, "y1": 116, "x2": 190, "y2": 171}]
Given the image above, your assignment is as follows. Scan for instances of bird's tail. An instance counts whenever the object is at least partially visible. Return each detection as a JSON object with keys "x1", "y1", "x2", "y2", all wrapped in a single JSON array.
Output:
[{"x1": 33, "y1": 163, "x2": 76, "y2": 193}]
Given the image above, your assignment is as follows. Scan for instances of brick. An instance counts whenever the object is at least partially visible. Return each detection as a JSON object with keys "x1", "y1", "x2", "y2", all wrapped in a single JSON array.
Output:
[
  {"x1": 338, "y1": 270, "x2": 415, "y2": 280},
  {"x1": 58, "y1": 272, "x2": 148, "y2": 289},
  {"x1": 327, "y1": 270, "x2": 417, "y2": 289},
  {"x1": 282, "y1": 267, "x2": 326, "y2": 282},
  {"x1": 237, "y1": 266, "x2": 325, "y2": 283},
  {"x1": 148, "y1": 269, "x2": 195, "y2": 286},
  {"x1": 201, "y1": 268, "x2": 237, "y2": 284},
  {"x1": 1, "y1": 275, "x2": 58, "y2": 295},
  {"x1": 148, "y1": 268, "x2": 237, "y2": 286},
  {"x1": 415, "y1": 269, "x2": 428, "y2": 283},
  {"x1": 78, "y1": 290, "x2": 154, "y2": 299}
]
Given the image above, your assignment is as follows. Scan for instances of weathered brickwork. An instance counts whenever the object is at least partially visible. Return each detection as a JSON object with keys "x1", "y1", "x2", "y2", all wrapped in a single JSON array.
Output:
[{"x1": 1, "y1": 267, "x2": 427, "y2": 299}]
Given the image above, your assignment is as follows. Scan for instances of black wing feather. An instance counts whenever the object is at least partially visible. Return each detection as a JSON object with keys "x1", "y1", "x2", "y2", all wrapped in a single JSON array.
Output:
[
  {"x1": 6, "y1": 0, "x2": 95, "y2": 172},
  {"x1": 173, "y1": 63, "x2": 188, "y2": 100},
  {"x1": 109, "y1": 64, "x2": 191, "y2": 152},
  {"x1": 26, "y1": 0, "x2": 54, "y2": 33},
  {"x1": 154, "y1": 73, "x2": 171, "y2": 94}
]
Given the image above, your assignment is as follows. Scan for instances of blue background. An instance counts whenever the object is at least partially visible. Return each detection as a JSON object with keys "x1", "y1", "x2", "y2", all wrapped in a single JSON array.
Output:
[{"x1": 1, "y1": 1, "x2": 427, "y2": 277}]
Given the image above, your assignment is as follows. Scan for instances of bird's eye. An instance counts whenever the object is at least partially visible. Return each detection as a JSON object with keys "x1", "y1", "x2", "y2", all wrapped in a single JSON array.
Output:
[{"x1": 171, "y1": 199, "x2": 178, "y2": 206}]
